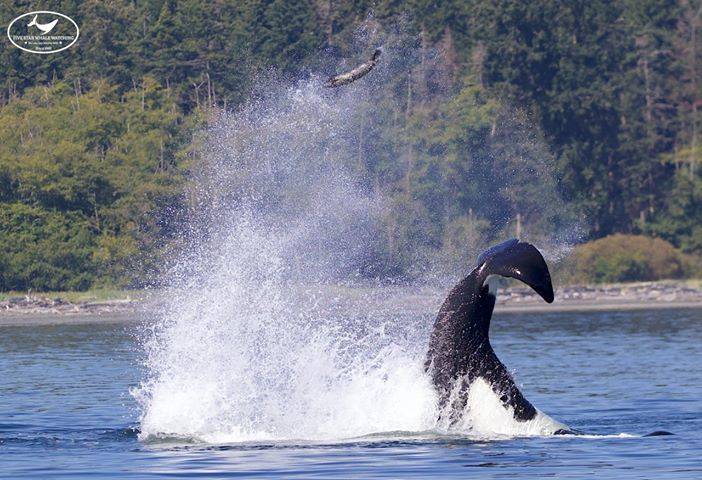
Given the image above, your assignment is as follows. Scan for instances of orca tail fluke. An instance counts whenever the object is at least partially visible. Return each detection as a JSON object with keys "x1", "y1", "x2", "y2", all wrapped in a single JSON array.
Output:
[{"x1": 477, "y1": 239, "x2": 554, "y2": 303}]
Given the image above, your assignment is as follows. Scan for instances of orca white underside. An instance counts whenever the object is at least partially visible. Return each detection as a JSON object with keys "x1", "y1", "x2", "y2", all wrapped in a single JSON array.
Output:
[{"x1": 441, "y1": 377, "x2": 568, "y2": 437}]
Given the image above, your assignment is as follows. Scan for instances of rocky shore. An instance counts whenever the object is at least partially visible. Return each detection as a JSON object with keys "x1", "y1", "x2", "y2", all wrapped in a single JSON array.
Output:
[
  {"x1": 0, "y1": 295, "x2": 140, "y2": 316},
  {"x1": 1, "y1": 280, "x2": 701, "y2": 318},
  {"x1": 496, "y1": 280, "x2": 702, "y2": 312}
]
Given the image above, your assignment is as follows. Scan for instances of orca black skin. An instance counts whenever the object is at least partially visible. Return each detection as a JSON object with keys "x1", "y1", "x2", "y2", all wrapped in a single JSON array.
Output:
[{"x1": 425, "y1": 239, "x2": 558, "y2": 427}]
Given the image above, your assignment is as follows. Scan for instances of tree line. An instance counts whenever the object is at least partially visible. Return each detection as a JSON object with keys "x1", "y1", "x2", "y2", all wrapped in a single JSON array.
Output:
[{"x1": 0, "y1": 0, "x2": 700, "y2": 289}]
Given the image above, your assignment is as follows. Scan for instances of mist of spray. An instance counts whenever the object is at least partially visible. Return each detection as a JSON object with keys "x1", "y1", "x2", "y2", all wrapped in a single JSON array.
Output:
[
  {"x1": 134, "y1": 69, "x2": 440, "y2": 442},
  {"x1": 134, "y1": 28, "x2": 579, "y2": 443}
]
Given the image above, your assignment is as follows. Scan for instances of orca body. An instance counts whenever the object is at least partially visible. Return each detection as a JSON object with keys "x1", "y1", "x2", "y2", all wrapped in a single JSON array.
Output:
[
  {"x1": 325, "y1": 49, "x2": 381, "y2": 88},
  {"x1": 425, "y1": 239, "x2": 570, "y2": 433}
]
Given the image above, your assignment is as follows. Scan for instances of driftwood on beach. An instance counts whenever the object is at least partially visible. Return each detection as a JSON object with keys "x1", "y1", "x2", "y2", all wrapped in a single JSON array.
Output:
[
  {"x1": 0, "y1": 295, "x2": 138, "y2": 316},
  {"x1": 1, "y1": 281, "x2": 701, "y2": 317}
]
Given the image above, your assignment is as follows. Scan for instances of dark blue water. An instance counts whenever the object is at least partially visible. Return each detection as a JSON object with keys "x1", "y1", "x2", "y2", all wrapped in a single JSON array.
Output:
[{"x1": 1, "y1": 308, "x2": 700, "y2": 478}]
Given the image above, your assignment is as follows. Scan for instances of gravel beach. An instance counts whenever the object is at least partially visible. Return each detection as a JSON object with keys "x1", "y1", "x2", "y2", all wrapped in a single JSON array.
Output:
[{"x1": 1, "y1": 280, "x2": 701, "y2": 326}]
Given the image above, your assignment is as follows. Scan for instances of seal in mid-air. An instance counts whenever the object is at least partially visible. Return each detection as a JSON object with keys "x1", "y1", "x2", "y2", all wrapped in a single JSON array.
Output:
[
  {"x1": 425, "y1": 239, "x2": 573, "y2": 434},
  {"x1": 325, "y1": 49, "x2": 381, "y2": 88}
]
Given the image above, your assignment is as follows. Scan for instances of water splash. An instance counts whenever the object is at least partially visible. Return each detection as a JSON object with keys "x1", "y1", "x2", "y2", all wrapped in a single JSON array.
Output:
[
  {"x1": 134, "y1": 32, "x2": 580, "y2": 442},
  {"x1": 134, "y1": 69, "x2": 436, "y2": 441}
]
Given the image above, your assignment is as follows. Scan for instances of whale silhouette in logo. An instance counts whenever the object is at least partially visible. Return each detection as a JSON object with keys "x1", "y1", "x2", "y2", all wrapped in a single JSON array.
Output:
[
  {"x1": 424, "y1": 239, "x2": 575, "y2": 435},
  {"x1": 27, "y1": 15, "x2": 58, "y2": 35},
  {"x1": 325, "y1": 49, "x2": 381, "y2": 88}
]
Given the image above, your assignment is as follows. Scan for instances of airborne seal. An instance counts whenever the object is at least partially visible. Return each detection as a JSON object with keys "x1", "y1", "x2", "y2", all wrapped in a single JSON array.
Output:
[{"x1": 325, "y1": 49, "x2": 381, "y2": 88}]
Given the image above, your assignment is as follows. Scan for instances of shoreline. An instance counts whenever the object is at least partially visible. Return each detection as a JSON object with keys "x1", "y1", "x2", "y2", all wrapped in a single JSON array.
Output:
[
  {"x1": 1, "y1": 280, "x2": 701, "y2": 326},
  {"x1": 1, "y1": 300, "x2": 701, "y2": 327},
  {"x1": 495, "y1": 300, "x2": 702, "y2": 313},
  {"x1": 0, "y1": 312, "x2": 142, "y2": 327}
]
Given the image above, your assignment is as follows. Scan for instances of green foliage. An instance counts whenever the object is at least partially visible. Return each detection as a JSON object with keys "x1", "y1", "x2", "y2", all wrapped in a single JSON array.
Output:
[
  {"x1": 474, "y1": 0, "x2": 683, "y2": 236},
  {"x1": 644, "y1": 156, "x2": 702, "y2": 255},
  {"x1": 0, "y1": 0, "x2": 325, "y2": 109},
  {"x1": 0, "y1": 203, "x2": 95, "y2": 291},
  {"x1": 569, "y1": 234, "x2": 694, "y2": 283},
  {"x1": 0, "y1": 81, "x2": 194, "y2": 290},
  {"x1": 0, "y1": 1, "x2": 701, "y2": 288}
]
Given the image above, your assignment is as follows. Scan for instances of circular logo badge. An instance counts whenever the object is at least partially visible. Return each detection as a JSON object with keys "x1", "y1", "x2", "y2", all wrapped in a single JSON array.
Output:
[{"x1": 7, "y1": 11, "x2": 79, "y2": 54}]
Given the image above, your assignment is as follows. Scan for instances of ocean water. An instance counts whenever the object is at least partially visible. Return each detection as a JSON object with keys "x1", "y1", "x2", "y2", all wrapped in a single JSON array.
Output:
[{"x1": 1, "y1": 306, "x2": 700, "y2": 478}]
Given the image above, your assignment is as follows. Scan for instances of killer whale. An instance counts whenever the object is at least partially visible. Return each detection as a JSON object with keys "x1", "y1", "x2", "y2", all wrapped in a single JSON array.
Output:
[{"x1": 424, "y1": 239, "x2": 573, "y2": 434}]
